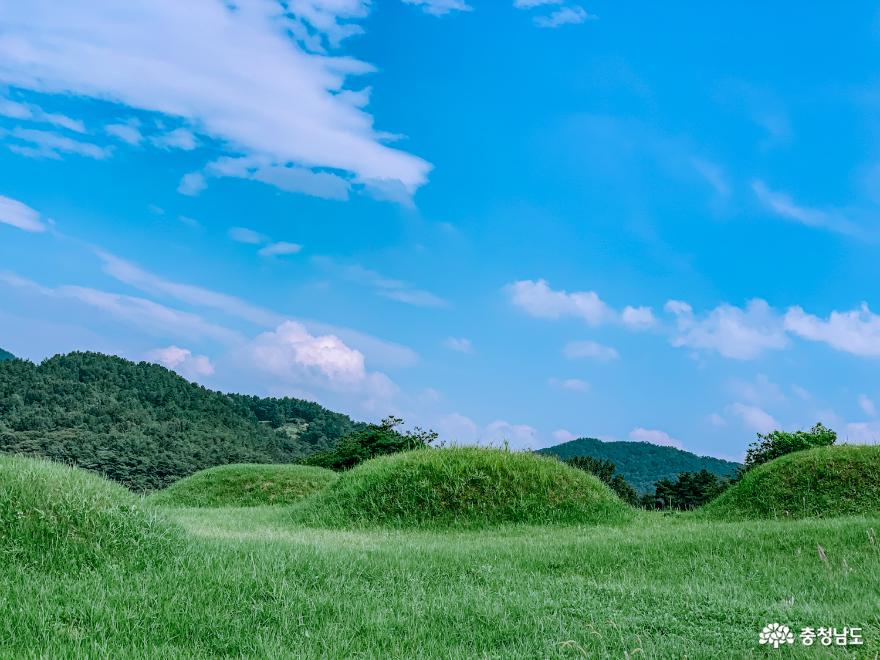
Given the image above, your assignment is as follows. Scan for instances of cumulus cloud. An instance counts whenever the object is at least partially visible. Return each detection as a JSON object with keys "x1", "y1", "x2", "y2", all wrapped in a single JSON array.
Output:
[
  {"x1": 435, "y1": 414, "x2": 542, "y2": 450},
  {"x1": 0, "y1": 195, "x2": 47, "y2": 232},
  {"x1": 628, "y1": 427, "x2": 683, "y2": 449},
  {"x1": 726, "y1": 402, "x2": 778, "y2": 434},
  {"x1": 443, "y1": 337, "x2": 474, "y2": 353},
  {"x1": 507, "y1": 279, "x2": 653, "y2": 331},
  {"x1": 784, "y1": 304, "x2": 880, "y2": 357},
  {"x1": 563, "y1": 340, "x2": 619, "y2": 361},
  {"x1": 145, "y1": 345, "x2": 215, "y2": 380},
  {"x1": 552, "y1": 428, "x2": 577, "y2": 443},
  {"x1": 0, "y1": 0, "x2": 430, "y2": 199},
  {"x1": 666, "y1": 298, "x2": 788, "y2": 360}
]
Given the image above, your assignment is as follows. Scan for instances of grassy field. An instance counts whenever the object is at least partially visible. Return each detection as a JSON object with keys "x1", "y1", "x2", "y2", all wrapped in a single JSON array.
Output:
[{"x1": 2, "y1": 503, "x2": 878, "y2": 657}]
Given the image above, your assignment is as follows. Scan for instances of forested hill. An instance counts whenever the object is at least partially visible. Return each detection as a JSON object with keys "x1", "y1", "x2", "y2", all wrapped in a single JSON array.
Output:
[
  {"x1": 538, "y1": 436, "x2": 740, "y2": 493},
  {"x1": 0, "y1": 352, "x2": 363, "y2": 491},
  {"x1": 0, "y1": 348, "x2": 14, "y2": 361}
]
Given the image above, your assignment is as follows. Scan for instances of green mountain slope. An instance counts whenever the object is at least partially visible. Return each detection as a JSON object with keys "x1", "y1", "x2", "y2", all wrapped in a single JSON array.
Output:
[
  {"x1": 0, "y1": 352, "x2": 363, "y2": 491},
  {"x1": 0, "y1": 348, "x2": 15, "y2": 361},
  {"x1": 537, "y1": 436, "x2": 740, "y2": 493}
]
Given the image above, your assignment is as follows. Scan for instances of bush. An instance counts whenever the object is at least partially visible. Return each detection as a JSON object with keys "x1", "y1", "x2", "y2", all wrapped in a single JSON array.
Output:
[
  {"x1": 743, "y1": 422, "x2": 836, "y2": 471},
  {"x1": 293, "y1": 446, "x2": 634, "y2": 528},
  {"x1": 148, "y1": 463, "x2": 337, "y2": 507},
  {"x1": 302, "y1": 416, "x2": 437, "y2": 471},
  {"x1": 564, "y1": 456, "x2": 639, "y2": 505},
  {"x1": 641, "y1": 469, "x2": 730, "y2": 510}
]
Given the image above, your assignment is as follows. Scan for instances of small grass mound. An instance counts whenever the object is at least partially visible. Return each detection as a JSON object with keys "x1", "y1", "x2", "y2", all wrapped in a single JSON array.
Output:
[
  {"x1": 0, "y1": 454, "x2": 177, "y2": 571},
  {"x1": 149, "y1": 463, "x2": 337, "y2": 508},
  {"x1": 701, "y1": 445, "x2": 880, "y2": 520},
  {"x1": 293, "y1": 447, "x2": 634, "y2": 528}
]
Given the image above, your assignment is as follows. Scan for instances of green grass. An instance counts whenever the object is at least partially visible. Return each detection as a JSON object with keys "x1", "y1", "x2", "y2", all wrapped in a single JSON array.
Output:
[
  {"x1": 2, "y1": 451, "x2": 879, "y2": 656},
  {"x1": 1, "y1": 505, "x2": 877, "y2": 657},
  {"x1": 147, "y1": 463, "x2": 337, "y2": 508},
  {"x1": 293, "y1": 446, "x2": 633, "y2": 528},
  {"x1": 702, "y1": 445, "x2": 880, "y2": 521},
  {"x1": 0, "y1": 454, "x2": 178, "y2": 572}
]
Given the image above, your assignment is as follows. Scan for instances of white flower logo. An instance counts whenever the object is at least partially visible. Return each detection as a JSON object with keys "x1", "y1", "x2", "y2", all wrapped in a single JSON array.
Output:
[{"x1": 760, "y1": 623, "x2": 795, "y2": 648}]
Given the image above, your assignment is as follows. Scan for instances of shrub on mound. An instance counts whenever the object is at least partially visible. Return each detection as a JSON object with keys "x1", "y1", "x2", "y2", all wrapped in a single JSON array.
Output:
[
  {"x1": 0, "y1": 454, "x2": 177, "y2": 571},
  {"x1": 292, "y1": 447, "x2": 634, "y2": 528},
  {"x1": 701, "y1": 445, "x2": 880, "y2": 520},
  {"x1": 149, "y1": 463, "x2": 337, "y2": 508}
]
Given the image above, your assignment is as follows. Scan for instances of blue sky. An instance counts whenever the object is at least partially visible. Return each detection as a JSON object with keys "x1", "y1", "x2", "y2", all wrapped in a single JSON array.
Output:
[{"x1": 2, "y1": 1, "x2": 880, "y2": 459}]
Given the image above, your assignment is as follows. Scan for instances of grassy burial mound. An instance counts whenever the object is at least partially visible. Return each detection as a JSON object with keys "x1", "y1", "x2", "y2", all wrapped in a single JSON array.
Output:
[
  {"x1": 294, "y1": 447, "x2": 634, "y2": 528},
  {"x1": 149, "y1": 463, "x2": 337, "y2": 508},
  {"x1": 701, "y1": 444, "x2": 880, "y2": 520},
  {"x1": 0, "y1": 454, "x2": 177, "y2": 571}
]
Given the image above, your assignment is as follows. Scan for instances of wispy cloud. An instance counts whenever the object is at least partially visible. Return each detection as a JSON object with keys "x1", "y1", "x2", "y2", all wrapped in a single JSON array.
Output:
[
  {"x1": 0, "y1": 1, "x2": 430, "y2": 200},
  {"x1": 316, "y1": 258, "x2": 449, "y2": 308},
  {"x1": 402, "y1": 0, "x2": 473, "y2": 16},
  {"x1": 443, "y1": 337, "x2": 474, "y2": 353},
  {"x1": 563, "y1": 340, "x2": 619, "y2": 361},
  {"x1": 0, "y1": 195, "x2": 47, "y2": 232},
  {"x1": 4, "y1": 128, "x2": 111, "y2": 160},
  {"x1": 752, "y1": 180, "x2": 856, "y2": 235},
  {"x1": 533, "y1": 5, "x2": 596, "y2": 28},
  {"x1": 0, "y1": 96, "x2": 85, "y2": 133}
]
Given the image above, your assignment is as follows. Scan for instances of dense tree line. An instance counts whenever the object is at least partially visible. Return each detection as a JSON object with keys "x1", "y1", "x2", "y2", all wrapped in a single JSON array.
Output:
[
  {"x1": 0, "y1": 348, "x2": 14, "y2": 362},
  {"x1": 0, "y1": 352, "x2": 362, "y2": 491},
  {"x1": 539, "y1": 436, "x2": 740, "y2": 493},
  {"x1": 563, "y1": 456, "x2": 639, "y2": 505}
]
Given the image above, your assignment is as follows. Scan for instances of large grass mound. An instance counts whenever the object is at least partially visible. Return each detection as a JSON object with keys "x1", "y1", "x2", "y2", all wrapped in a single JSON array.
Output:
[
  {"x1": 149, "y1": 463, "x2": 337, "y2": 508},
  {"x1": 701, "y1": 445, "x2": 880, "y2": 520},
  {"x1": 293, "y1": 447, "x2": 634, "y2": 528},
  {"x1": 0, "y1": 454, "x2": 177, "y2": 571}
]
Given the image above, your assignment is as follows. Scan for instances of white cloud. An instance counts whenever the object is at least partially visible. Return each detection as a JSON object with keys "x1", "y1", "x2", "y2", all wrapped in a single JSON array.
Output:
[
  {"x1": 843, "y1": 422, "x2": 880, "y2": 445},
  {"x1": 177, "y1": 172, "x2": 206, "y2": 196},
  {"x1": 0, "y1": 195, "x2": 47, "y2": 232},
  {"x1": 621, "y1": 305, "x2": 656, "y2": 330},
  {"x1": 145, "y1": 345, "x2": 215, "y2": 380},
  {"x1": 627, "y1": 427, "x2": 683, "y2": 450},
  {"x1": 752, "y1": 180, "x2": 854, "y2": 234},
  {"x1": 228, "y1": 227, "x2": 269, "y2": 245},
  {"x1": 507, "y1": 279, "x2": 653, "y2": 330},
  {"x1": 316, "y1": 258, "x2": 448, "y2": 308},
  {"x1": 259, "y1": 241, "x2": 302, "y2": 257},
  {"x1": 552, "y1": 428, "x2": 577, "y2": 443},
  {"x1": 514, "y1": 0, "x2": 563, "y2": 7},
  {"x1": 5, "y1": 128, "x2": 111, "y2": 160},
  {"x1": 437, "y1": 412, "x2": 480, "y2": 442},
  {"x1": 666, "y1": 298, "x2": 788, "y2": 360},
  {"x1": 152, "y1": 127, "x2": 197, "y2": 150},
  {"x1": 105, "y1": 121, "x2": 143, "y2": 145},
  {"x1": 727, "y1": 374, "x2": 785, "y2": 406},
  {"x1": 858, "y1": 394, "x2": 877, "y2": 418},
  {"x1": 726, "y1": 402, "x2": 778, "y2": 434},
  {"x1": 483, "y1": 420, "x2": 540, "y2": 450},
  {"x1": 533, "y1": 6, "x2": 597, "y2": 28},
  {"x1": 443, "y1": 337, "x2": 474, "y2": 353},
  {"x1": 401, "y1": 0, "x2": 473, "y2": 15},
  {"x1": 0, "y1": 1, "x2": 430, "y2": 199},
  {"x1": 507, "y1": 279, "x2": 612, "y2": 325},
  {"x1": 785, "y1": 303, "x2": 880, "y2": 357},
  {"x1": 0, "y1": 96, "x2": 85, "y2": 132},
  {"x1": 563, "y1": 340, "x2": 619, "y2": 361},
  {"x1": 549, "y1": 377, "x2": 590, "y2": 392}
]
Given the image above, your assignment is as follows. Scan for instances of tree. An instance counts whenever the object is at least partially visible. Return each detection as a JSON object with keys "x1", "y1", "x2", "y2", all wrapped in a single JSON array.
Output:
[
  {"x1": 302, "y1": 416, "x2": 438, "y2": 471},
  {"x1": 643, "y1": 469, "x2": 730, "y2": 511},
  {"x1": 743, "y1": 422, "x2": 836, "y2": 471},
  {"x1": 564, "y1": 455, "x2": 639, "y2": 505}
]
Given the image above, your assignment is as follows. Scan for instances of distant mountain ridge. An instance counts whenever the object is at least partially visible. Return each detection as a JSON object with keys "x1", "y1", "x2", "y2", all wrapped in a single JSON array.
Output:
[
  {"x1": 0, "y1": 348, "x2": 14, "y2": 361},
  {"x1": 0, "y1": 351, "x2": 363, "y2": 490},
  {"x1": 538, "y1": 436, "x2": 740, "y2": 493}
]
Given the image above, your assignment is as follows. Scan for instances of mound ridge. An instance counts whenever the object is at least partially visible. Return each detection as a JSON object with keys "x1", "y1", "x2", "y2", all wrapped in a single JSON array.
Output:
[
  {"x1": 293, "y1": 447, "x2": 634, "y2": 528},
  {"x1": 0, "y1": 454, "x2": 177, "y2": 571},
  {"x1": 149, "y1": 463, "x2": 337, "y2": 508},
  {"x1": 701, "y1": 445, "x2": 880, "y2": 520}
]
